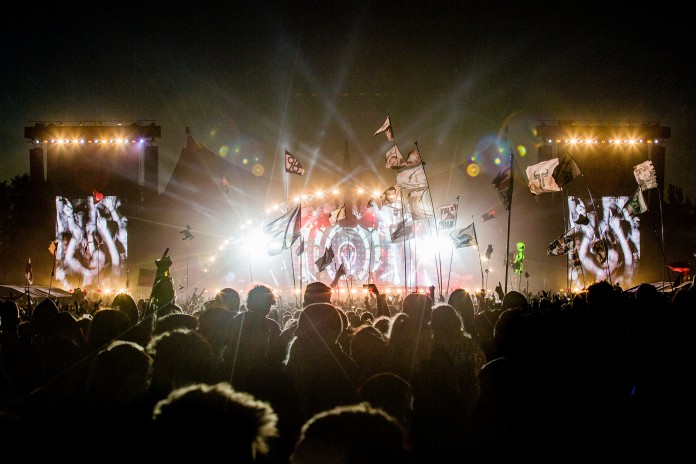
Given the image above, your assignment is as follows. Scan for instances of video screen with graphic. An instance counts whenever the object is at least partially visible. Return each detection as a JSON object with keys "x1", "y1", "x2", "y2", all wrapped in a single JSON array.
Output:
[
  {"x1": 567, "y1": 195, "x2": 641, "y2": 289},
  {"x1": 54, "y1": 195, "x2": 128, "y2": 290}
]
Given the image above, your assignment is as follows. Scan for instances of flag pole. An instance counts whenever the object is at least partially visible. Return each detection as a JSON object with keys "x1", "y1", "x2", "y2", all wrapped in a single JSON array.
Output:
[
  {"x1": 504, "y1": 128, "x2": 514, "y2": 294},
  {"x1": 472, "y1": 216, "x2": 485, "y2": 291},
  {"x1": 445, "y1": 194, "x2": 461, "y2": 297}
]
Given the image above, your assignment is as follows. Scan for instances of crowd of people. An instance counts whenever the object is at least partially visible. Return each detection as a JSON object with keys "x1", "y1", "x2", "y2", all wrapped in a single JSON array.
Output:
[{"x1": 0, "y1": 276, "x2": 694, "y2": 462}]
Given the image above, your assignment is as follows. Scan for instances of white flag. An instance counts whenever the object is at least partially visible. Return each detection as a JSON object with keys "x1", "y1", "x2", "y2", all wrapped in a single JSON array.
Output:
[
  {"x1": 633, "y1": 160, "x2": 657, "y2": 191},
  {"x1": 385, "y1": 146, "x2": 406, "y2": 169},
  {"x1": 374, "y1": 116, "x2": 394, "y2": 141},
  {"x1": 408, "y1": 189, "x2": 434, "y2": 220},
  {"x1": 329, "y1": 204, "x2": 347, "y2": 226},
  {"x1": 438, "y1": 202, "x2": 457, "y2": 230},
  {"x1": 526, "y1": 158, "x2": 561, "y2": 195},
  {"x1": 450, "y1": 223, "x2": 477, "y2": 248},
  {"x1": 397, "y1": 164, "x2": 428, "y2": 191},
  {"x1": 285, "y1": 149, "x2": 305, "y2": 176}
]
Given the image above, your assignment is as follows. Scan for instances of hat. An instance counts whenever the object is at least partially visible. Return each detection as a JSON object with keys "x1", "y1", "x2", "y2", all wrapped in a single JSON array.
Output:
[{"x1": 303, "y1": 282, "x2": 333, "y2": 305}]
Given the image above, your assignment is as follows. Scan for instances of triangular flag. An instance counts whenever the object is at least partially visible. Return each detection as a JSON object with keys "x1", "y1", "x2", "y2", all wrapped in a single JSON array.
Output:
[
  {"x1": 330, "y1": 262, "x2": 347, "y2": 289},
  {"x1": 285, "y1": 149, "x2": 305, "y2": 176},
  {"x1": 48, "y1": 240, "x2": 58, "y2": 256},
  {"x1": 25, "y1": 258, "x2": 33, "y2": 285},
  {"x1": 633, "y1": 160, "x2": 657, "y2": 191},
  {"x1": 449, "y1": 223, "x2": 477, "y2": 248},
  {"x1": 329, "y1": 205, "x2": 347, "y2": 227},
  {"x1": 92, "y1": 188, "x2": 104, "y2": 204},
  {"x1": 553, "y1": 153, "x2": 581, "y2": 189},
  {"x1": 374, "y1": 116, "x2": 394, "y2": 141},
  {"x1": 315, "y1": 246, "x2": 335, "y2": 272},
  {"x1": 623, "y1": 189, "x2": 648, "y2": 216},
  {"x1": 263, "y1": 203, "x2": 302, "y2": 256}
]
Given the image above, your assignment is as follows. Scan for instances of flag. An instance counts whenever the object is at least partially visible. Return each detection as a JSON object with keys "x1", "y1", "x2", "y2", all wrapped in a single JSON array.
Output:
[
  {"x1": 526, "y1": 158, "x2": 561, "y2": 195},
  {"x1": 481, "y1": 209, "x2": 496, "y2": 222},
  {"x1": 221, "y1": 176, "x2": 231, "y2": 193},
  {"x1": 633, "y1": 160, "x2": 657, "y2": 191},
  {"x1": 623, "y1": 189, "x2": 648, "y2": 216},
  {"x1": 285, "y1": 149, "x2": 305, "y2": 176},
  {"x1": 295, "y1": 237, "x2": 305, "y2": 256},
  {"x1": 408, "y1": 189, "x2": 434, "y2": 220},
  {"x1": 554, "y1": 154, "x2": 581, "y2": 189},
  {"x1": 438, "y1": 202, "x2": 458, "y2": 230},
  {"x1": 329, "y1": 204, "x2": 347, "y2": 227},
  {"x1": 590, "y1": 238, "x2": 607, "y2": 264},
  {"x1": 389, "y1": 219, "x2": 415, "y2": 243},
  {"x1": 92, "y1": 188, "x2": 104, "y2": 204},
  {"x1": 48, "y1": 239, "x2": 58, "y2": 256},
  {"x1": 386, "y1": 145, "x2": 422, "y2": 170},
  {"x1": 137, "y1": 268, "x2": 157, "y2": 287},
  {"x1": 385, "y1": 146, "x2": 406, "y2": 169},
  {"x1": 378, "y1": 185, "x2": 400, "y2": 207},
  {"x1": 493, "y1": 165, "x2": 513, "y2": 210},
  {"x1": 546, "y1": 228, "x2": 576, "y2": 256},
  {"x1": 396, "y1": 164, "x2": 428, "y2": 191},
  {"x1": 263, "y1": 203, "x2": 302, "y2": 256},
  {"x1": 315, "y1": 246, "x2": 335, "y2": 272},
  {"x1": 25, "y1": 258, "x2": 33, "y2": 285},
  {"x1": 330, "y1": 262, "x2": 347, "y2": 289},
  {"x1": 374, "y1": 116, "x2": 394, "y2": 141},
  {"x1": 450, "y1": 223, "x2": 477, "y2": 248}
]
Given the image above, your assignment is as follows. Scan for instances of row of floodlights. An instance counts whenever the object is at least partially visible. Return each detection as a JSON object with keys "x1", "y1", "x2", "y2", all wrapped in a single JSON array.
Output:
[
  {"x1": 34, "y1": 138, "x2": 148, "y2": 144},
  {"x1": 547, "y1": 138, "x2": 661, "y2": 145}
]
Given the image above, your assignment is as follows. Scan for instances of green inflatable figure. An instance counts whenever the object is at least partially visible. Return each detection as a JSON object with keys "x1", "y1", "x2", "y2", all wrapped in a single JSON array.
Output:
[{"x1": 512, "y1": 241, "x2": 525, "y2": 275}]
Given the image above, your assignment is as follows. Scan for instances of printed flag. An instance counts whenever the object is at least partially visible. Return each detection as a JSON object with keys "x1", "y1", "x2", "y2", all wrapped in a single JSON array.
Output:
[
  {"x1": 408, "y1": 189, "x2": 434, "y2": 220},
  {"x1": 493, "y1": 166, "x2": 513, "y2": 210},
  {"x1": 330, "y1": 262, "x2": 347, "y2": 289},
  {"x1": 329, "y1": 204, "x2": 347, "y2": 227},
  {"x1": 379, "y1": 185, "x2": 400, "y2": 207},
  {"x1": 385, "y1": 146, "x2": 406, "y2": 169},
  {"x1": 554, "y1": 154, "x2": 581, "y2": 189},
  {"x1": 438, "y1": 202, "x2": 458, "y2": 230},
  {"x1": 481, "y1": 210, "x2": 496, "y2": 222},
  {"x1": 526, "y1": 158, "x2": 561, "y2": 194},
  {"x1": 48, "y1": 239, "x2": 58, "y2": 256},
  {"x1": 396, "y1": 164, "x2": 428, "y2": 191},
  {"x1": 449, "y1": 223, "x2": 477, "y2": 248},
  {"x1": 633, "y1": 160, "x2": 657, "y2": 191},
  {"x1": 389, "y1": 219, "x2": 415, "y2": 243},
  {"x1": 25, "y1": 258, "x2": 33, "y2": 285},
  {"x1": 285, "y1": 149, "x2": 305, "y2": 176},
  {"x1": 387, "y1": 145, "x2": 423, "y2": 170},
  {"x1": 263, "y1": 203, "x2": 302, "y2": 256},
  {"x1": 623, "y1": 189, "x2": 648, "y2": 216},
  {"x1": 374, "y1": 116, "x2": 394, "y2": 141},
  {"x1": 92, "y1": 188, "x2": 104, "y2": 204},
  {"x1": 315, "y1": 246, "x2": 335, "y2": 272},
  {"x1": 546, "y1": 228, "x2": 576, "y2": 256}
]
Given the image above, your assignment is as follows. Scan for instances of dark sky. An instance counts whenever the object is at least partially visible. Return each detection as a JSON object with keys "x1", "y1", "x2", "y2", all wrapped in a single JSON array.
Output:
[{"x1": 2, "y1": 1, "x2": 695, "y2": 203}]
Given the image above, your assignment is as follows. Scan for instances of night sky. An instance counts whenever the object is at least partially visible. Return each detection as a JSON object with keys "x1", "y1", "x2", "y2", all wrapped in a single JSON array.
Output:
[{"x1": 2, "y1": 2, "x2": 695, "y2": 201}]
